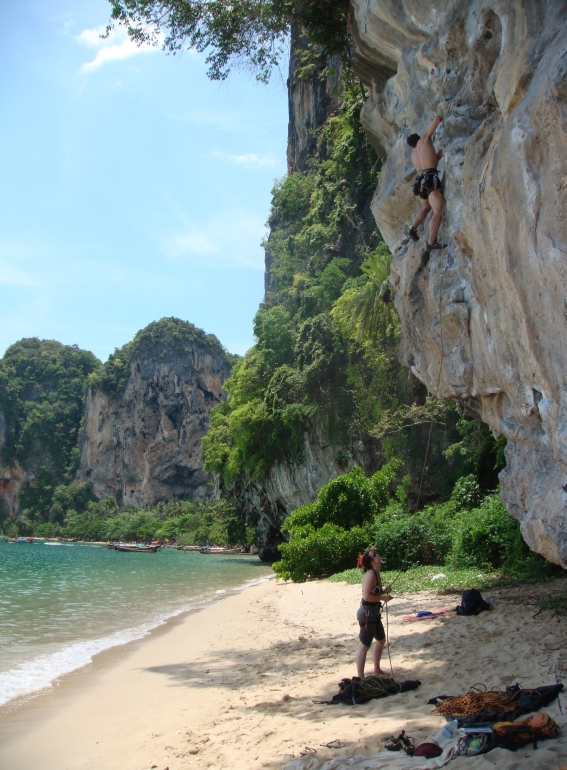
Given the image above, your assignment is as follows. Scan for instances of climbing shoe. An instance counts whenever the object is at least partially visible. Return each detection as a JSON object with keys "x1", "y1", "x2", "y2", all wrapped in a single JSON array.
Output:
[
  {"x1": 399, "y1": 732, "x2": 416, "y2": 756},
  {"x1": 382, "y1": 735, "x2": 401, "y2": 751},
  {"x1": 408, "y1": 227, "x2": 419, "y2": 242},
  {"x1": 425, "y1": 241, "x2": 443, "y2": 251},
  {"x1": 383, "y1": 731, "x2": 415, "y2": 753}
]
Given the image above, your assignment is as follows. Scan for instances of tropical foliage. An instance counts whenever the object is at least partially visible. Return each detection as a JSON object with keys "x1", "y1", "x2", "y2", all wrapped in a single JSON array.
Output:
[
  {"x1": 22, "y1": 488, "x2": 254, "y2": 547},
  {"x1": 0, "y1": 339, "x2": 101, "y2": 524},
  {"x1": 202, "y1": 74, "x2": 479, "y2": 516},
  {"x1": 275, "y1": 466, "x2": 561, "y2": 582},
  {"x1": 106, "y1": 0, "x2": 350, "y2": 82}
]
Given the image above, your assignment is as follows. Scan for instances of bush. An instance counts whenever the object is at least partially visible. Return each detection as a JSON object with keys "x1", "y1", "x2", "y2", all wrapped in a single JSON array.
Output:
[
  {"x1": 450, "y1": 474, "x2": 483, "y2": 510},
  {"x1": 273, "y1": 460, "x2": 404, "y2": 581},
  {"x1": 273, "y1": 523, "x2": 370, "y2": 582},
  {"x1": 449, "y1": 493, "x2": 556, "y2": 574},
  {"x1": 372, "y1": 506, "x2": 455, "y2": 571},
  {"x1": 284, "y1": 461, "x2": 400, "y2": 532}
]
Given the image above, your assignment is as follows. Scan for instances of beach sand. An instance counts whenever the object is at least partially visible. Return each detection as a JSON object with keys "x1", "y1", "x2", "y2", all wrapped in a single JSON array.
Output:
[{"x1": 0, "y1": 575, "x2": 566, "y2": 770}]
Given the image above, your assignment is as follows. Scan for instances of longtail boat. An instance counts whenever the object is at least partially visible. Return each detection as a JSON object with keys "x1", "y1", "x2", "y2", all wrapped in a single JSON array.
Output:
[
  {"x1": 111, "y1": 543, "x2": 159, "y2": 553},
  {"x1": 199, "y1": 546, "x2": 240, "y2": 554}
]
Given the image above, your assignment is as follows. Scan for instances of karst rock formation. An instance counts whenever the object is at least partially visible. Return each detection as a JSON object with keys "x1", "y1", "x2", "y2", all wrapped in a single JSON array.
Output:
[
  {"x1": 351, "y1": 0, "x2": 567, "y2": 566},
  {"x1": 78, "y1": 340, "x2": 231, "y2": 506}
]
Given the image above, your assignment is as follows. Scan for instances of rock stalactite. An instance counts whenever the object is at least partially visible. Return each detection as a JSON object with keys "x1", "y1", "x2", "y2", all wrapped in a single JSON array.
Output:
[{"x1": 351, "y1": 0, "x2": 567, "y2": 566}]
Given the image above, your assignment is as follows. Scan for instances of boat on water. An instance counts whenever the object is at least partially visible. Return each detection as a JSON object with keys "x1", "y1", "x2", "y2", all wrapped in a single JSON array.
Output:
[
  {"x1": 110, "y1": 543, "x2": 160, "y2": 553},
  {"x1": 176, "y1": 545, "x2": 201, "y2": 551},
  {"x1": 199, "y1": 545, "x2": 240, "y2": 554}
]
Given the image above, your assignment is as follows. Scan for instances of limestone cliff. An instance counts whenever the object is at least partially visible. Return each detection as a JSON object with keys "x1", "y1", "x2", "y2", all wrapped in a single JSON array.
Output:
[
  {"x1": 229, "y1": 423, "x2": 373, "y2": 558},
  {"x1": 229, "y1": 32, "x2": 375, "y2": 556},
  {"x1": 351, "y1": 0, "x2": 567, "y2": 566},
  {"x1": 286, "y1": 23, "x2": 342, "y2": 174},
  {"x1": 78, "y1": 322, "x2": 232, "y2": 506}
]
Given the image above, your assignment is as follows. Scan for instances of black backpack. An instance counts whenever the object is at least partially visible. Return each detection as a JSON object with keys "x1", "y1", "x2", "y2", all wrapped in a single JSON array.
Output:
[{"x1": 456, "y1": 589, "x2": 491, "y2": 616}]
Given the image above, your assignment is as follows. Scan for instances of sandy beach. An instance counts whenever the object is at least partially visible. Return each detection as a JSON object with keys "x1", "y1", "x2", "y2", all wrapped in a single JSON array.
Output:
[{"x1": 0, "y1": 575, "x2": 566, "y2": 770}]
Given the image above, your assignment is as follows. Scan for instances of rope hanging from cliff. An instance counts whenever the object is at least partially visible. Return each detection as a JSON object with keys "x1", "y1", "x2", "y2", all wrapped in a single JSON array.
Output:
[
  {"x1": 390, "y1": 206, "x2": 448, "y2": 589},
  {"x1": 382, "y1": 208, "x2": 449, "y2": 679}
]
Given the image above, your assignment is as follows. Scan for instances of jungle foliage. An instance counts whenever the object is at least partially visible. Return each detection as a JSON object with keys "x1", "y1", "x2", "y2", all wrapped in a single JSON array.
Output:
[
  {"x1": 106, "y1": 0, "x2": 350, "y2": 82},
  {"x1": 0, "y1": 339, "x2": 101, "y2": 524},
  {"x1": 274, "y1": 466, "x2": 561, "y2": 582},
  {"x1": 202, "y1": 77, "x2": 476, "y2": 502},
  {"x1": 24, "y1": 485, "x2": 254, "y2": 547}
]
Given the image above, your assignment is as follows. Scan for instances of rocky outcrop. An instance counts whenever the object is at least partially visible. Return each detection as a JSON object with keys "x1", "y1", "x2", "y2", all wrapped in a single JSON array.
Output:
[
  {"x1": 287, "y1": 23, "x2": 342, "y2": 174},
  {"x1": 230, "y1": 420, "x2": 371, "y2": 556},
  {"x1": 78, "y1": 342, "x2": 231, "y2": 506},
  {"x1": 0, "y1": 404, "x2": 26, "y2": 518},
  {"x1": 351, "y1": 0, "x2": 567, "y2": 566}
]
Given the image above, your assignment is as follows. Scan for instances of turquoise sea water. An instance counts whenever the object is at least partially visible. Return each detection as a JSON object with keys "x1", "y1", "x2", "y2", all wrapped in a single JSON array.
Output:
[{"x1": 0, "y1": 540, "x2": 272, "y2": 707}]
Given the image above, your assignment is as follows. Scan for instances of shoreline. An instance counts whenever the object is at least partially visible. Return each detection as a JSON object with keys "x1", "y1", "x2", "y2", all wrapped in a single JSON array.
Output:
[
  {"x1": 0, "y1": 576, "x2": 566, "y2": 769},
  {"x1": 0, "y1": 569, "x2": 274, "y2": 711}
]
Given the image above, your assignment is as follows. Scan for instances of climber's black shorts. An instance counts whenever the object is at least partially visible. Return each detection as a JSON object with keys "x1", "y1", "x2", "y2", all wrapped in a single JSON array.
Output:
[
  {"x1": 357, "y1": 604, "x2": 385, "y2": 647},
  {"x1": 412, "y1": 168, "x2": 443, "y2": 200}
]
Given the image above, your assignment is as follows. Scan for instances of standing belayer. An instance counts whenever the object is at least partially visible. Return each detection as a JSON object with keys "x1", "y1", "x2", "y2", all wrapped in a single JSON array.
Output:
[
  {"x1": 407, "y1": 115, "x2": 444, "y2": 251},
  {"x1": 355, "y1": 548, "x2": 392, "y2": 677}
]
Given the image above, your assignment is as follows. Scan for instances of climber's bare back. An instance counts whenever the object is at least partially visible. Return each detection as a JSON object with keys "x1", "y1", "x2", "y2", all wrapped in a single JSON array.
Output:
[{"x1": 411, "y1": 136, "x2": 439, "y2": 172}]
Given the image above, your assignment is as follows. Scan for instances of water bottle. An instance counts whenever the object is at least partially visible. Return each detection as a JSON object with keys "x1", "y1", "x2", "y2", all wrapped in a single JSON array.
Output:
[{"x1": 433, "y1": 719, "x2": 459, "y2": 747}]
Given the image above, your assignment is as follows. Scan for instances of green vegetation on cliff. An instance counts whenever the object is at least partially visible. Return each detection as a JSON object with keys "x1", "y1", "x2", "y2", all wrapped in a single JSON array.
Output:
[
  {"x1": 0, "y1": 339, "x2": 101, "y2": 524},
  {"x1": 203, "y1": 81, "x2": 387, "y2": 484},
  {"x1": 88, "y1": 317, "x2": 235, "y2": 398},
  {"x1": 0, "y1": 318, "x2": 236, "y2": 531},
  {"x1": 202, "y1": 79, "x2": 469, "y2": 499}
]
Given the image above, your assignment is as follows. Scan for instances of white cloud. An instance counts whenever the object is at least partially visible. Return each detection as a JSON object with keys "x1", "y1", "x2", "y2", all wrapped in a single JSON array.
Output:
[
  {"x1": 209, "y1": 151, "x2": 278, "y2": 168},
  {"x1": 164, "y1": 229, "x2": 218, "y2": 259},
  {"x1": 76, "y1": 24, "x2": 158, "y2": 73},
  {"x1": 161, "y1": 209, "x2": 267, "y2": 270},
  {"x1": 0, "y1": 265, "x2": 42, "y2": 288}
]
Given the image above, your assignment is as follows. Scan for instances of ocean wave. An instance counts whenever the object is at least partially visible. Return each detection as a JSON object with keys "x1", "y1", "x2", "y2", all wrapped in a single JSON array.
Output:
[{"x1": 0, "y1": 578, "x2": 270, "y2": 708}]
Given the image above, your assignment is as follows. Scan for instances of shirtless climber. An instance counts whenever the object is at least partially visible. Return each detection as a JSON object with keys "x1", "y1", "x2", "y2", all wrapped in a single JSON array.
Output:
[{"x1": 407, "y1": 115, "x2": 444, "y2": 251}]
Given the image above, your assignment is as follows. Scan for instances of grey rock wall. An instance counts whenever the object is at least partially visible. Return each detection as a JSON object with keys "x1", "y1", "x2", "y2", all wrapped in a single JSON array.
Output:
[
  {"x1": 287, "y1": 23, "x2": 342, "y2": 174},
  {"x1": 229, "y1": 420, "x2": 370, "y2": 554},
  {"x1": 351, "y1": 0, "x2": 567, "y2": 566},
  {"x1": 78, "y1": 345, "x2": 231, "y2": 506}
]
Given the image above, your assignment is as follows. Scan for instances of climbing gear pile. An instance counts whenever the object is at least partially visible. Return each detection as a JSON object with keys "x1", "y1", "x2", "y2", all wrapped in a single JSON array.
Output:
[
  {"x1": 432, "y1": 684, "x2": 518, "y2": 717},
  {"x1": 315, "y1": 675, "x2": 421, "y2": 706}
]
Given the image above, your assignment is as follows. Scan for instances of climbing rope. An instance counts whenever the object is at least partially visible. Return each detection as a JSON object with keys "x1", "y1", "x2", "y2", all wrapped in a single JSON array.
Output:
[
  {"x1": 431, "y1": 684, "x2": 518, "y2": 717},
  {"x1": 383, "y1": 202, "x2": 450, "y2": 679},
  {"x1": 390, "y1": 206, "x2": 447, "y2": 589},
  {"x1": 356, "y1": 674, "x2": 402, "y2": 698}
]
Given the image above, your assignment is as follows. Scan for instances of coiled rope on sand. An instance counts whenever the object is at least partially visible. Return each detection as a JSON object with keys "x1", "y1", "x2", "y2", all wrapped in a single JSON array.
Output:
[{"x1": 431, "y1": 683, "x2": 517, "y2": 717}]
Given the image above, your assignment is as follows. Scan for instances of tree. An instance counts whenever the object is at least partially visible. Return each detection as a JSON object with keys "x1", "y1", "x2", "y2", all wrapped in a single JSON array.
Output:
[
  {"x1": 333, "y1": 243, "x2": 399, "y2": 343},
  {"x1": 106, "y1": 0, "x2": 350, "y2": 82}
]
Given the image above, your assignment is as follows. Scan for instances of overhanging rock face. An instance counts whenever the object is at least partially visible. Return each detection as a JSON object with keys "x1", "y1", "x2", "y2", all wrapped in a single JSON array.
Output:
[{"x1": 351, "y1": 0, "x2": 567, "y2": 566}]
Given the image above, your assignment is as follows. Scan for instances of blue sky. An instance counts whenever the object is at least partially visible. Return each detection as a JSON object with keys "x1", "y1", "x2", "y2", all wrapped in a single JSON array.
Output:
[{"x1": 0, "y1": 0, "x2": 288, "y2": 361}]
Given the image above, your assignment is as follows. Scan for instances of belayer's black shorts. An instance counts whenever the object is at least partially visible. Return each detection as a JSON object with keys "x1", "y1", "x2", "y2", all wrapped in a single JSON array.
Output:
[{"x1": 357, "y1": 604, "x2": 385, "y2": 647}]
